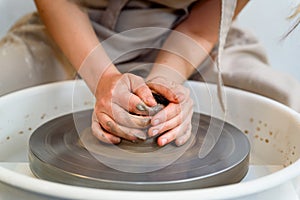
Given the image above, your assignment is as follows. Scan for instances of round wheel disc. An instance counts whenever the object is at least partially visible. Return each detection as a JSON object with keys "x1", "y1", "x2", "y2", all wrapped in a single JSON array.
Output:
[{"x1": 29, "y1": 110, "x2": 250, "y2": 191}]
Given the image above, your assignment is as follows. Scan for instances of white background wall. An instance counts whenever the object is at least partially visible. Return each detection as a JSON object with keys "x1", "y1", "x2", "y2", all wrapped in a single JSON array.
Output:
[
  {"x1": 0, "y1": 0, "x2": 36, "y2": 37},
  {"x1": 0, "y1": 0, "x2": 300, "y2": 81},
  {"x1": 237, "y1": 0, "x2": 300, "y2": 81}
]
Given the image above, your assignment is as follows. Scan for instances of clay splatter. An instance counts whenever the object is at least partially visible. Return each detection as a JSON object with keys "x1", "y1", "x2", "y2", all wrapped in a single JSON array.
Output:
[
  {"x1": 265, "y1": 139, "x2": 269, "y2": 143},
  {"x1": 41, "y1": 113, "x2": 46, "y2": 119},
  {"x1": 269, "y1": 131, "x2": 273, "y2": 136}
]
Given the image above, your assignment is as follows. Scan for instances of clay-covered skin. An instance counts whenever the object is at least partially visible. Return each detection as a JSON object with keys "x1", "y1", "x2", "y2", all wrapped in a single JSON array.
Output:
[
  {"x1": 135, "y1": 92, "x2": 168, "y2": 116},
  {"x1": 132, "y1": 92, "x2": 169, "y2": 141}
]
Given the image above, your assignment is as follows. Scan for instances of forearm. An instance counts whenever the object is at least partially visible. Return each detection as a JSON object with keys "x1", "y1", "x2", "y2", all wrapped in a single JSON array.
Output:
[
  {"x1": 147, "y1": 0, "x2": 248, "y2": 84},
  {"x1": 34, "y1": 0, "x2": 120, "y2": 93}
]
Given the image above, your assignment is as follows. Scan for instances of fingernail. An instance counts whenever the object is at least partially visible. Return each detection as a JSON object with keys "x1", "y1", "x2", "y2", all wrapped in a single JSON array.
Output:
[
  {"x1": 147, "y1": 97, "x2": 157, "y2": 106},
  {"x1": 136, "y1": 104, "x2": 147, "y2": 111},
  {"x1": 151, "y1": 129, "x2": 159, "y2": 137},
  {"x1": 114, "y1": 138, "x2": 121, "y2": 144},
  {"x1": 134, "y1": 133, "x2": 147, "y2": 140},
  {"x1": 175, "y1": 93, "x2": 185, "y2": 102},
  {"x1": 153, "y1": 119, "x2": 160, "y2": 126},
  {"x1": 176, "y1": 139, "x2": 184, "y2": 146},
  {"x1": 160, "y1": 138, "x2": 167, "y2": 146}
]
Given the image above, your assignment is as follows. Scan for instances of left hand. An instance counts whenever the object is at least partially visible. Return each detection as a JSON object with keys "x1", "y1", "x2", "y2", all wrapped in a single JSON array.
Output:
[
  {"x1": 146, "y1": 77, "x2": 194, "y2": 146},
  {"x1": 92, "y1": 72, "x2": 157, "y2": 144}
]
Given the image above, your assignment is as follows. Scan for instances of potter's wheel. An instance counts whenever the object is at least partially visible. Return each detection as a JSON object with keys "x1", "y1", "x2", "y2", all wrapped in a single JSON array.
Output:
[{"x1": 28, "y1": 110, "x2": 250, "y2": 191}]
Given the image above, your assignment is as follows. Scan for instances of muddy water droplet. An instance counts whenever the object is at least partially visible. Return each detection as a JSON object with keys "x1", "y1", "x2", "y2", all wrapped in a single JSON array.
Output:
[
  {"x1": 40, "y1": 113, "x2": 46, "y2": 119},
  {"x1": 250, "y1": 118, "x2": 254, "y2": 123},
  {"x1": 269, "y1": 131, "x2": 273, "y2": 136},
  {"x1": 19, "y1": 131, "x2": 24, "y2": 135},
  {"x1": 244, "y1": 130, "x2": 249, "y2": 134},
  {"x1": 6, "y1": 136, "x2": 10, "y2": 140},
  {"x1": 265, "y1": 139, "x2": 269, "y2": 143}
]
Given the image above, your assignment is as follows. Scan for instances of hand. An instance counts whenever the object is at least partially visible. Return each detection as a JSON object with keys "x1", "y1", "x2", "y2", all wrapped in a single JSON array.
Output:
[
  {"x1": 91, "y1": 72, "x2": 157, "y2": 144},
  {"x1": 146, "y1": 77, "x2": 194, "y2": 146}
]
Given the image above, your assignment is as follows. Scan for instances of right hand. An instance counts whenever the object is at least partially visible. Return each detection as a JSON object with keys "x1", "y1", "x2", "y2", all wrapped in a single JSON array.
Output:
[
  {"x1": 91, "y1": 71, "x2": 157, "y2": 144},
  {"x1": 146, "y1": 77, "x2": 194, "y2": 147}
]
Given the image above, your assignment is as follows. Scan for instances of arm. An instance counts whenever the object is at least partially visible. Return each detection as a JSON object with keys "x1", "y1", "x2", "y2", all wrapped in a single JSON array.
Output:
[
  {"x1": 34, "y1": 0, "x2": 156, "y2": 143},
  {"x1": 34, "y1": 0, "x2": 118, "y2": 93},
  {"x1": 146, "y1": 0, "x2": 249, "y2": 146},
  {"x1": 146, "y1": 0, "x2": 249, "y2": 83}
]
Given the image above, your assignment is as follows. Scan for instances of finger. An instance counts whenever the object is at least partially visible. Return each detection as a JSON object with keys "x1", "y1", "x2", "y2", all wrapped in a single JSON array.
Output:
[
  {"x1": 91, "y1": 117, "x2": 121, "y2": 144},
  {"x1": 156, "y1": 110, "x2": 193, "y2": 146},
  {"x1": 112, "y1": 90, "x2": 149, "y2": 115},
  {"x1": 111, "y1": 104, "x2": 152, "y2": 129},
  {"x1": 148, "y1": 111, "x2": 182, "y2": 137},
  {"x1": 135, "y1": 86, "x2": 157, "y2": 107},
  {"x1": 97, "y1": 112, "x2": 147, "y2": 141},
  {"x1": 151, "y1": 98, "x2": 193, "y2": 126},
  {"x1": 113, "y1": 90, "x2": 161, "y2": 116},
  {"x1": 175, "y1": 123, "x2": 192, "y2": 146},
  {"x1": 147, "y1": 77, "x2": 189, "y2": 103},
  {"x1": 125, "y1": 73, "x2": 157, "y2": 106},
  {"x1": 151, "y1": 107, "x2": 192, "y2": 138},
  {"x1": 150, "y1": 103, "x2": 181, "y2": 126}
]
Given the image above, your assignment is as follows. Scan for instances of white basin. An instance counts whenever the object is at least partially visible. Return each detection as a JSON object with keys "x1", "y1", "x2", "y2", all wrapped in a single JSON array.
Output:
[{"x1": 0, "y1": 80, "x2": 300, "y2": 199}]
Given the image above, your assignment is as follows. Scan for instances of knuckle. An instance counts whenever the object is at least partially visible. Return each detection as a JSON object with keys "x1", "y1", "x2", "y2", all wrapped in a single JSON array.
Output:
[
  {"x1": 105, "y1": 121, "x2": 114, "y2": 132},
  {"x1": 97, "y1": 98, "x2": 109, "y2": 108},
  {"x1": 91, "y1": 123, "x2": 98, "y2": 133},
  {"x1": 175, "y1": 104, "x2": 181, "y2": 114},
  {"x1": 161, "y1": 122, "x2": 170, "y2": 132},
  {"x1": 169, "y1": 131, "x2": 177, "y2": 141},
  {"x1": 135, "y1": 117, "x2": 151, "y2": 127}
]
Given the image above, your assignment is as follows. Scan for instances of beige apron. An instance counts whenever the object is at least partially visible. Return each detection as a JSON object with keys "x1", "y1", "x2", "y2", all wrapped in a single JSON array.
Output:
[{"x1": 0, "y1": 0, "x2": 300, "y2": 112}]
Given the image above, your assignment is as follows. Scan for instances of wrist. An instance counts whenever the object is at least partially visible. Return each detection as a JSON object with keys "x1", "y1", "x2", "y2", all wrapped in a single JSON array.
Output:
[
  {"x1": 146, "y1": 62, "x2": 188, "y2": 84},
  {"x1": 95, "y1": 64, "x2": 121, "y2": 97},
  {"x1": 146, "y1": 50, "x2": 193, "y2": 84},
  {"x1": 78, "y1": 45, "x2": 120, "y2": 94}
]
